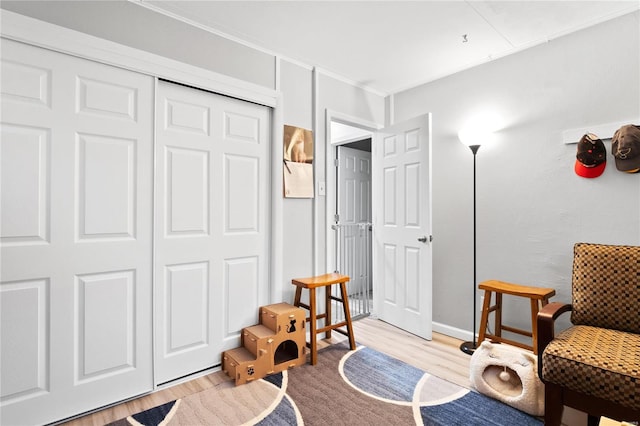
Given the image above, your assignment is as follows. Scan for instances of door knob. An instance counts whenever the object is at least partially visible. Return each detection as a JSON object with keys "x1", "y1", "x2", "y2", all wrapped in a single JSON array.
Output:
[{"x1": 418, "y1": 236, "x2": 428, "y2": 243}]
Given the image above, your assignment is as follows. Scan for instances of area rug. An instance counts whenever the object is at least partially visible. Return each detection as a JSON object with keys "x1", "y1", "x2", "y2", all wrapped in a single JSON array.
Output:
[{"x1": 108, "y1": 343, "x2": 542, "y2": 425}]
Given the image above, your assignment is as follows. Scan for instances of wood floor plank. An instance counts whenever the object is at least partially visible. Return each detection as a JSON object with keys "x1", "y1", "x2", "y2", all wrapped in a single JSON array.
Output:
[
  {"x1": 61, "y1": 317, "x2": 471, "y2": 425},
  {"x1": 347, "y1": 316, "x2": 471, "y2": 388},
  {"x1": 60, "y1": 316, "x2": 596, "y2": 426}
]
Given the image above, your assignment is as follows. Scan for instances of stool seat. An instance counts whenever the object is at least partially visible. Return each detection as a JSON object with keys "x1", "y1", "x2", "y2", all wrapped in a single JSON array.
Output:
[
  {"x1": 478, "y1": 279, "x2": 555, "y2": 354},
  {"x1": 292, "y1": 273, "x2": 350, "y2": 288},
  {"x1": 292, "y1": 273, "x2": 356, "y2": 365},
  {"x1": 479, "y1": 280, "x2": 556, "y2": 299}
]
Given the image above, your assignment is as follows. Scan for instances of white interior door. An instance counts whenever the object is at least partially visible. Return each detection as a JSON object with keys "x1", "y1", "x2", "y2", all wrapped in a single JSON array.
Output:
[
  {"x1": 154, "y1": 80, "x2": 271, "y2": 384},
  {"x1": 372, "y1": 114, "x2": 432, "y2": 339},
  {"x1": 337, "y1": 145, "x2": 372, "y2": 296},
  {"x1": 0, "y1": 39, "x2": 154, "y2": 425},
  {"x1": 338, "y1": 145, "x2": 372, "y2": 225}
]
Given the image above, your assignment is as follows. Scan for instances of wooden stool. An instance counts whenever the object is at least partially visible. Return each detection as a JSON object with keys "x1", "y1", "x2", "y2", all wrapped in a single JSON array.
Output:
[
  {"x1": 478, "y1": 280, "x2": 555, "y2": 354},
  {"x1": 292, "y1": 273, "x2": 356, "y2": 365}
]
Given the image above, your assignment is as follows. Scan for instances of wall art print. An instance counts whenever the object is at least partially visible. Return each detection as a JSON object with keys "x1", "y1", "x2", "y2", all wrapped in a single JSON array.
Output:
[{"x1": 283, "y1": 125, "x2": 314, "y2": 198}]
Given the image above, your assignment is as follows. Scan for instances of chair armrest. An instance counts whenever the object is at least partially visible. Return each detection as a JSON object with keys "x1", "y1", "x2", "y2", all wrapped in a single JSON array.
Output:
[{"x1": 537, "y1": 302, "x2": 572, "y2": 379}]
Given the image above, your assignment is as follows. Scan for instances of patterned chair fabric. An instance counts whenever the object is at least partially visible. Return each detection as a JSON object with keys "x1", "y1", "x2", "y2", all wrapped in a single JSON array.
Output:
[
  {"x1": 541, "y1": 243, "x2": 640, "y2": 411},
  {"x1": 542, "y1": 325, "x2": 640, "y2": 410},
  {"x1": 570, "y1": 243, "x2": 640, "y2": 333}
]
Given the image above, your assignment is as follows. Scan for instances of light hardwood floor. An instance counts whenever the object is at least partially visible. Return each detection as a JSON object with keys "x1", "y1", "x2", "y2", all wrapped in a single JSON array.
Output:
[
  {"x1": 60, "y1": 316, "x2": 604, "y2": 426},
  {"x1": 61, "y1": 317, "x2": 470, "y2": 425}
]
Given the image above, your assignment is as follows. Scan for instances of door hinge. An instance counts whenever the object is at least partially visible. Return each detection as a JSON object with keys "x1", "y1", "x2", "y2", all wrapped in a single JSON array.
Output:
[
  {"x1": 334, "y1": 158, "x2": 339, "y2": 167},
  {"x1": 334, "y1": 213, "x2": 340, "y2": 223}
]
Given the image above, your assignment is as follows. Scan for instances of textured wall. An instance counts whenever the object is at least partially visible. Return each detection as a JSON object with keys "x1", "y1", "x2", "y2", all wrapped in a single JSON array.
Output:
[
  {"x1": 1, "y1": 1, "x2": 276, "y2": 89},
  {"x1": 393, "y1": 11, "x2": 640, "y2": 338},
  {"x1": 4, "y1": 0, "x2": 634, "y2": 341}
]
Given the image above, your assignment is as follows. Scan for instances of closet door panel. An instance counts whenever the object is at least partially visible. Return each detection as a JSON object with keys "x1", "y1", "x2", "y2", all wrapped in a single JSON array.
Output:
[
  {"x1": 77, "y1": 270, "x2": 136, "y2": 379},
  {"x1": 0, "y1": 39, "x2": 153, "y2": 426},
  {"x1": 217, "y1": 98, "x2": 270, "y2": 345},
  {"x1": 77, "y1": 133, "x2": 136, "y2": 239},
  {"x1": 165, "y1": 146, "x2": 210, "y2": 236},
  {"x1": 225, "y1": 154, "x2": 259, "y2": 231},
  {"x1": 0, "y1": 124, "x2": 50, "y2": 244},
  {"x1": 155, "y1": 81, "x2": 270, "y2": 384},
  {"x1": 164, "y1": 261, "x2": 210, "y2": 354},
  {"x1": 155, "y1": 83, "x2": 216, "y2": 385},
  {"x1": 225, "y1": 256, "x2": 260, "y2": 335},
  {"x1": 0, "y1": 279, "x2": 49, "y2": 401}
]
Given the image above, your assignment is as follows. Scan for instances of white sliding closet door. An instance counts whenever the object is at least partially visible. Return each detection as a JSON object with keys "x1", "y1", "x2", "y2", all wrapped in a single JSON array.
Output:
[
  {"x1": 0, "y1": 39, "x2": 153, "y2": 425},
  {"x1": 154, "y1": 80, "x2": 271, "y2": 384}
]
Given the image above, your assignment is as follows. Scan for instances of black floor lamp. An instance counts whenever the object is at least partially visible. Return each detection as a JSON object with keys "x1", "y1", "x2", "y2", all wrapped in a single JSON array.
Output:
[{"x1": 460, "y1": 142, "x2": 480, "y2": 356}]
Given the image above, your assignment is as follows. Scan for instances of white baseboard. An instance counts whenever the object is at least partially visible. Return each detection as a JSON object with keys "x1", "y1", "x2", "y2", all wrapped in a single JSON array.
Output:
[{"x1": 432, "y1": 321, "x2": 475, "y2": 342}]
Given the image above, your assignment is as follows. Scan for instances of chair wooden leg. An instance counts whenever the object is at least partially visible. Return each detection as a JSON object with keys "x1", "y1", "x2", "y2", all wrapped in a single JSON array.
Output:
[
  {"x1": 544, "y1": 382, "x2": 564, "y2": 426},
  {"x1": 587, "y1": 415, "x2": 600, "y2": 426}
]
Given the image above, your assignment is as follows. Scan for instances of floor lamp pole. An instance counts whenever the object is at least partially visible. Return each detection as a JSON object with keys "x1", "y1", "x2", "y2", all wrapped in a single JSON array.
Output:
[{"x1": 460, "y1": 144, "x2": 480, "y2": 355}]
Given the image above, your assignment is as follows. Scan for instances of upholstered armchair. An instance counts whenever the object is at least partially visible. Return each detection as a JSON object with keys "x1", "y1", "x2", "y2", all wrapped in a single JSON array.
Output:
[{"x1": 537, "y1": 243, "x2": 640, "y2": 426}]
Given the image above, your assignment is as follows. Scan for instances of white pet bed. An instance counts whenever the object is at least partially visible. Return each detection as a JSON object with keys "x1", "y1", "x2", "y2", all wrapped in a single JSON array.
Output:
[{"x1": 470, "y1": 341, "x2": 544, "y2": 416}]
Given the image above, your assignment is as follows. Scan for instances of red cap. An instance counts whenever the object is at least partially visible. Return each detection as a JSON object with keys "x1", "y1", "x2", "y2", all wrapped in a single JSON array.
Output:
[
  {"x1": 575, "y1": 160, "x2": 606, "y2": 178},
  {"x1": 575, "y1": 133, "x2": 606, "y2": 178}
]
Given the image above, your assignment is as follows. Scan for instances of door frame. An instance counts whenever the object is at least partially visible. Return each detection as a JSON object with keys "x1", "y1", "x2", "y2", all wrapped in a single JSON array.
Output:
[{"x1": 324, "y1": 109, "x2": 381, "y2": 275}]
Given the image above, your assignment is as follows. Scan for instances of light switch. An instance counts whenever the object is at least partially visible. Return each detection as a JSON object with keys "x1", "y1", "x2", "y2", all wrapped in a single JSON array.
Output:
[{"x1": 318, "y1": 181, "x2": 326, "y2": 196}]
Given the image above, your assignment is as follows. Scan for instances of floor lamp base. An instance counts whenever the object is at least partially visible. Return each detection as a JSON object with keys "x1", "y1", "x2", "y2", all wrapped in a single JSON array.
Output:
[{"x1": 459, "y1": 341, "x2": 477, "y2": 355}]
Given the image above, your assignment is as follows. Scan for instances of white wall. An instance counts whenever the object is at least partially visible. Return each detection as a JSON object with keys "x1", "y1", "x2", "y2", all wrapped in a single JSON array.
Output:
[
  {"x1": 4, "y1": 0, "x2": 637, "y2": 341},
  {"x1": 0, "y1": 1, "x2": 276, "y2": 89},
  {"x1": 314, "y1": 73, "x2": 386, "y2": 273},
  {"x1": 0, "y1": 1, "x2": 386, "y2": 307},
  {"x1": 392, "y1": 11, "x2": 640, "y2": 338},
  {"x1": 279, "y1": 59, "x2": 315, "y2": 303}
]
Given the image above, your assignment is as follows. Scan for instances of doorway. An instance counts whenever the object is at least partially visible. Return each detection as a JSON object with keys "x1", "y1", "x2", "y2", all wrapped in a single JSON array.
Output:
[
  {"x1": 330, "y1": 121, "x2": 374, "y2": 320},
  {"x1": 326, "y1": 112, "x2": 434, "y2": 341}
]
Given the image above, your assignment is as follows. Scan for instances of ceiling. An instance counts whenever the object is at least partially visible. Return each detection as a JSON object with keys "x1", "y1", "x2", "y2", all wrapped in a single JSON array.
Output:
[{"x1": 142, "y1": 1, "x2": 640, "y2": 95}]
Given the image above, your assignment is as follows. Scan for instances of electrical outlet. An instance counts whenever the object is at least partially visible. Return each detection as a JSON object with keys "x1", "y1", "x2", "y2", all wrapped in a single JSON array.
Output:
[{"x1": 479, "y1": 295, "x2": 484, "y2": 311}]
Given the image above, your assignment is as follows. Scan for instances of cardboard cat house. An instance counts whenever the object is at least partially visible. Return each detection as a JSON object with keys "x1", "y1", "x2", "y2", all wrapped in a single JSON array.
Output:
[
  {"x1": 470, "y1": 341, "x2": 545, "y2": 416},
  {"x1": 222, "y1": 303, "x2": 307, "y2": 385}
]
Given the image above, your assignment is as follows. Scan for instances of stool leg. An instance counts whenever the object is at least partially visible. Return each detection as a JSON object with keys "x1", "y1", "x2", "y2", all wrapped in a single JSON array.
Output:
[
  {"x1": 494, "y1": 293, "x2": 503, "y2": 339},
  {"x1": 478, "y1": 290, "x2": 491, "y2": 344},
  {"x1": 309, "y1": 288, "x2": 318, "y2": 365},
  {"x1": 293, "y1": 286, "x2": 302, "y2": 307},
  {"x1": 339, "y1": 282, "x2": 356, "y2": 350},
  {"x1": 325, "y1": 284, "x2": 332, "y2": 339},
  {"x1": 530, "y1": 298, "x2": 540, "y2": 354}
]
